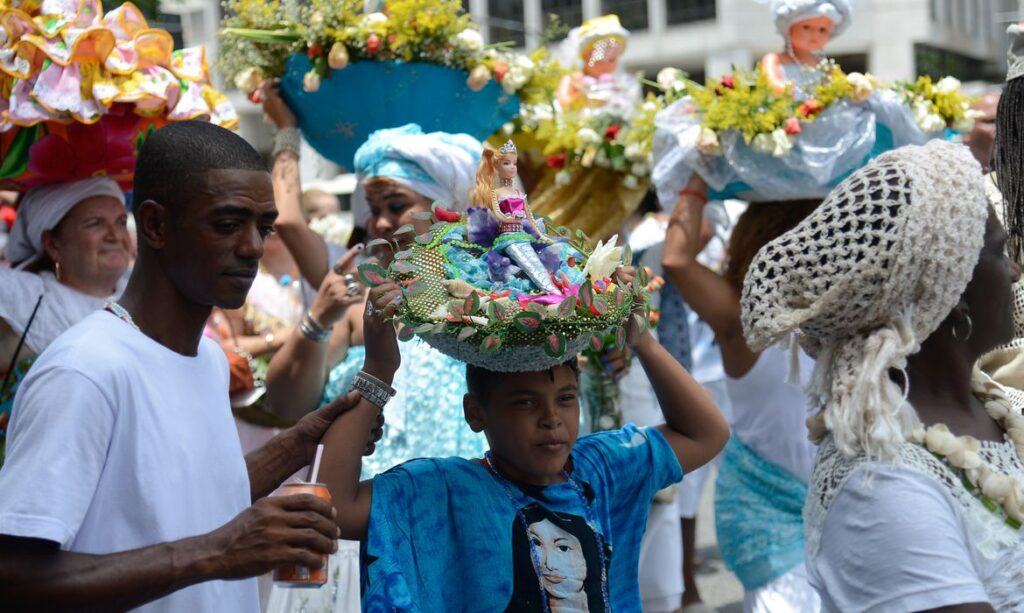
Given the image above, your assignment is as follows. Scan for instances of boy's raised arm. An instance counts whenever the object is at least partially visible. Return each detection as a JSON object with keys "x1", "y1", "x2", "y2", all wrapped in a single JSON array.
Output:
[
  {"x1": 632, "y1": 332, "x2": 730, "y2": 473},
  {"x1": 319, "y1": 282, "x2": 404, "y2": 540}
]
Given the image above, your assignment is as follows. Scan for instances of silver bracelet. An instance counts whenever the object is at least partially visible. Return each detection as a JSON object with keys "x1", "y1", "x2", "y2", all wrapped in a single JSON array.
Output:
[
  {"x1": 298, "y1": 313, "x2": 331, "y2": 343},
  {"x1": 351, "y1": 370, "x2": 396, "y2": 409},
  {"x1": 272, "y1": 126, "x2": 301, "y2": 158}
]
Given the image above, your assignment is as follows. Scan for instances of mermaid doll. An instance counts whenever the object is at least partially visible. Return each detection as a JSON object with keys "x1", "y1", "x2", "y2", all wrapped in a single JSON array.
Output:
[{"x1": 470, "y1": 140, "x2": 560, "y2": 295}]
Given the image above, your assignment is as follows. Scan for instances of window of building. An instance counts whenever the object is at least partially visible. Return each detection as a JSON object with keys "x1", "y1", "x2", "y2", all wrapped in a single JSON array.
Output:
[
  {"x1": 914, "y1": 43, "x2": 1000, "y2": 82},
  {"x1": 487, "y1": 0, "x2": 526, "y2": 47},
  {"x1": 541, "y1": 0, "x2": 583, "y2": 34},
  {"x1": 600, "y1": 0, "x2": 649, "y2": 31},
  {"x1": 666, "y1": 0, "x2": 717, "y2": 24}
]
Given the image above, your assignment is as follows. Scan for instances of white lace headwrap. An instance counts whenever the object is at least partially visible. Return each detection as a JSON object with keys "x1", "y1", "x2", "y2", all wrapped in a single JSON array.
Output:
[
  {"x1": 741, "y1": 141, "x2": 989, "y2": 460},
  {"x1": 769, "y1": 0, "x2": 855, "y2": 38}
]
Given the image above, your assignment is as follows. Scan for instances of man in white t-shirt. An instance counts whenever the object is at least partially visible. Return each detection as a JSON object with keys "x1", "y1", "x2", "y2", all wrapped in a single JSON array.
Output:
[{"x1": 0, "y1": 122, "x2": 378, "y2": 611}]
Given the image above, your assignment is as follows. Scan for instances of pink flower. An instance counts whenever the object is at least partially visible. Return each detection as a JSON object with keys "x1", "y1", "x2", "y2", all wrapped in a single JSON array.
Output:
[
  {"x1": 783, "y1": 117, "x2": 802, "y2": 135},
  {"x1": 366, "y1": 34, "x2": 382, "y2": 55},
  {"x1": 26, "y1": 107, "x2": 140, "y2": 189}
]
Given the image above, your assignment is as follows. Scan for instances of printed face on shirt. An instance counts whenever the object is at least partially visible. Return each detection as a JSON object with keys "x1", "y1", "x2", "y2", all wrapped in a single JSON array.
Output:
[
  {"x1": 465, "y1": 364, "x2": 580, "y2": 486},
  {"x1": 506, "y1": 503, "x2": 607, "y2": 613},
  {"x1": 162, "y1": 169, "x2": 277, "y2": 310},
  {"x1": 529, "y1": 518, "x2": 587, "y2": 600}
]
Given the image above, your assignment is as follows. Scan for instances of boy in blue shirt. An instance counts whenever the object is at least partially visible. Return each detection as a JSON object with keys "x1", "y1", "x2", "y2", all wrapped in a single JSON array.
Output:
[{"x1": 319, "y1": 272, "x2": 729, "y2": 611}]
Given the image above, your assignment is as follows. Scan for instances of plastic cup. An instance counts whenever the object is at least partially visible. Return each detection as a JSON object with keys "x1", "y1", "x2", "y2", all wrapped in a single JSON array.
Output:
[{"x1": 273, "y1": 482, "x2": 332, "y2": 588}]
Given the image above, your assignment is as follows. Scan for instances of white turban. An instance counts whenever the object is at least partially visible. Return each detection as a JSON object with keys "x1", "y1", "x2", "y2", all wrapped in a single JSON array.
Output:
[
  {"x1": 769, "y1": 0, "x2": 854, "y2": 39},
  {"x1": 351, "y1": 124, "x2": 482, "y2": 228},
  {"x1": 6, "y1": 177, "x2": 126, "y2": 268}
]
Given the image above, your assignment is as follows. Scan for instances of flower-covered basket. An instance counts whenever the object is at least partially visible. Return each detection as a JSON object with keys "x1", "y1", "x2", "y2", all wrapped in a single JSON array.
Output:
[
  {"x1": 279, "y1": 56, "x2": 519, "y2": 170},
  {"x1": 357, "y1": 206, "x2": 654, "y2": 373}
]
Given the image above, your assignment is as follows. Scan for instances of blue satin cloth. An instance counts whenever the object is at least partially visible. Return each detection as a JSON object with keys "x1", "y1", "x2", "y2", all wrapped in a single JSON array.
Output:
[
  {"x1": 280, "y1": 57, "x2": 520, "y2": 171},
  {"x1": 714, "y1": 436, "x2": 808, "y2": 591},
  {"x1": 652, "y1": 88, "x2": 950, "y2": 207}
]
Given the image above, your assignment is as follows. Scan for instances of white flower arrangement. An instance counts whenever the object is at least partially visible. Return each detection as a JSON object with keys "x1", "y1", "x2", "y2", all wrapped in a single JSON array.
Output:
[
  {"x1": 582, "y1": 236, "x2": 623, "y2": 280},
  {"x1": 454, "y1": 28, "x2": 483, "y2": 51},
  {"x1": 751, "y1": 128, "x2": 795, "y2": 157}
]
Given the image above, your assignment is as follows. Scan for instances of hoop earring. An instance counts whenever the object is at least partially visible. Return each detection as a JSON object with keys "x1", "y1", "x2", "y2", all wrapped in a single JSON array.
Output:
[
  {"x1": 951, "y1": 313, "x2": 973, "y2": 341},
  {"x1": 54, "y1": 259, "x2": 62, "y2": 282}
]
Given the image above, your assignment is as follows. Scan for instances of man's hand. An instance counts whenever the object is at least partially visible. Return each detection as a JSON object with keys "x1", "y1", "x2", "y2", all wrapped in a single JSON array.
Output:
[
  {"x1": 291, "y1": 391, "x2": 383, "y2": 460},
  {"x1": 201, "y1": 494, "x2": 339, "y2": 579}
]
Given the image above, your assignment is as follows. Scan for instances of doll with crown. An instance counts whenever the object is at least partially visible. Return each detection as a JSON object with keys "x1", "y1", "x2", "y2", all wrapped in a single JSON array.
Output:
[
  {"x1": 650, "y1": 0, "x2": 975, "y2": 206},
  {"x1": 355, "y1": 138, "x2": 654, "y2": 371}
]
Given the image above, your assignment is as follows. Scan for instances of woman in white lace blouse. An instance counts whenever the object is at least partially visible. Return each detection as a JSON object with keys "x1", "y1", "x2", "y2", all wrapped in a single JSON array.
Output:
[{"x1": 741, "y1": 139, "x2": 1024, "y2": 612}]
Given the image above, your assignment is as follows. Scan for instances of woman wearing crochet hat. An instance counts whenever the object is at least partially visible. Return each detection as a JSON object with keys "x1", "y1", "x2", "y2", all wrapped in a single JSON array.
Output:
[
  {"x1": 261, "y1": 96, "x2": 488, "y2": 611},
  {"x1": 0, "y1": 178, "x2": 130, "y2": 466},
  {"x1": 742, "y1": 140, "x2": 1024, "y2": 611}
]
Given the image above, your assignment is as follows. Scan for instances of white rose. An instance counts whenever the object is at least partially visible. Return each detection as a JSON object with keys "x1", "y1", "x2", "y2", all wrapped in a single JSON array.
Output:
[
  {"x1": 624, "y1": 142, "x2": 644, "y2": 162},
  {"x1": 454, "y1": 29, "x2": 483, "y2": 51},
  {"x1": 466, "y1": 64, "x2": 490, "y2": 91},
  {"x1": 302, "y1": 70, "x2": 321, "y2": 93},
  {"x1": 360, "y1": 12, "x2": 387, "y2": 28},
  {"x1": 582, "y1": 235, "x2": 623, "y2": 280},
  {"x1": 846, "y1": 72, "x2": 874, "y2": 102},
  {"x1": 656, "y1": 67, "x2": 685, "y2": 92},
  {"x1": 623, "y1": 174, "x2": 639, "y2": 189},
  {"x1": 501, "y1": 67, "x2": 529, "y2": 93},
  {"x1": 555, "y1": 170, "x2": 572, "y2": 185},
  {"x1": 233, "y1": 67, "x2": 263, "y2": 93},
  {"x1": 925, "y1": 425, "x2": 960, "y2": 456},
  {"x1": 310, "y1": 11, "x2": 325, "y2": 28},
  {"x1": 696, "y1": 127, "x2": 721, "y2": 154},
  {"x1": 514, "y1": 55, "x2": 535, "y2": 71},
  {"x1": 935, "y1": 76, "x2": 961, "y2": 94},
  {"x1": 642, "y1": 101, "x2": 658, "y2": 113},
  {"x1": 576, "y1": 127, "x2": 601, "y2": 144},
  {"x1": 630, "y1": 162, "x2": 648, "y2": 177},
  {"x1": 981, "y1": 473, "x2": 1013, "y2": 503},
  {"x1": 502, "y1": 122, "x2": 515, "y2": 136}
]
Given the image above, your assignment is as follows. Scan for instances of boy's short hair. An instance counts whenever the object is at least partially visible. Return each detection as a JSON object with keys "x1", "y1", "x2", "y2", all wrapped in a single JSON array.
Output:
[{"x1": 465, "y1": 359, "x2": 580, "y2": 405}]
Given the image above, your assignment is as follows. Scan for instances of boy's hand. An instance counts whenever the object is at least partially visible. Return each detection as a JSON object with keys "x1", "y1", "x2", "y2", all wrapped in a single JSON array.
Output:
[{"x1": 362, "y1": 279, "x2": 402, "y2": 383}]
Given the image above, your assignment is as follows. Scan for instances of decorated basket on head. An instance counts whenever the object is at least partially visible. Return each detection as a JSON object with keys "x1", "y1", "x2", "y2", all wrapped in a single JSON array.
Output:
[
  {"x1": 220, "y1": 0, "x2": 561, "y2": 171},
  {"x1": 357, "y1": 139, "x2": 655, "y2": 372},
  {"x1": 650, "y1": 0, "x2": 982, "y2": 206},
  {"x1": 0, "y1": 0, "x2": 238, "y2": 190}
]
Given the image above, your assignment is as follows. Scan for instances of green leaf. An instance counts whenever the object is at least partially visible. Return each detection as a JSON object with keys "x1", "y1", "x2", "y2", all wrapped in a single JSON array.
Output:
[
  {"x1": 457, "y1": 326, "x2": 477, "y2": 342},
  {"x1": 413, "y1": 322, "x2": 436, "y2": 334},
  {"x1": 591, "y1": 297, "x2": 608, "y2": 316},
  {"x1": 513, "y1": 311, "x2": 543, "y2": 335},
  {"x1": 393, "y1": 224, "x2": 416, "y2": 238},
  {"x1": 525, "y1": 302, "x2": 547, "y2": 317},
  {"x1": 579, "y1": 281, "x2": 595, "y2": 310},
  {"x1": 615, "y1": 326, "x2": 626, "y2": 349},
  {"x1": 622, "y1": 243, "x2": 633, "y2": 267},
  {"x1": 480, "y1": 334, "x2": 503, "y2": 353},
  {"x1": 489, "y1": 300, "x2": 508, "y2": 322},
  {"x1": 411, "y1": 211, "x2": 434, "y2": 221},
  {"x1": 415, "y1": 233, "x2": 432, "y2": 245},
  {"x1": 364, "y1": 238, "x2": 391, "y2": 252},
  {"x1": 448, "y1": 300, "x2": 466, "y2": 317},
  {"x1": 636, "y1": 264, "x2": 649, "y2": 288},
  {"x1": 589, "y1": 334, "x2": 604, "y2": 352},
  {"x1": 543, "y1": 332, "x2": 567, "y2": 359},
  {"x1": 557, "y1": 294, "x2": 576, "y2": 318},
  {"x1": 357, "y1": 262, "x2": 389, "y2": 287},
  {"x1": 393, "y1": 249, "x2": 412, "y2": 260},
  {"x1": 398, "y1": 325, "x2": 416, "y2": 342},
  {"x1": 611, "y1": 285, "x2": 626, "y2": 308},
  {"x1": 428, "y1": 322, "x2": 447, "y2": 335},
  {"x1": 221, "y1": 27, "x2": 303, "y2": 43},
  {"x1": 405, "y1": 280, "x2": 427, "y2": 296},
  {"x1": 633, "y1": 312, "x2": 648, "y2": 334},
  {"x1": 392, "y1": 260, "x2": 415, "y2": 275},
  {"x1": 464, "y1": 292, "x2": 481, "y2": 315}
]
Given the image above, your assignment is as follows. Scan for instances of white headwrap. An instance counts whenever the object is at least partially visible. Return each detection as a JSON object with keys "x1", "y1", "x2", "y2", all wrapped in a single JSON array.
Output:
[
  {"x1": 6, "y1": 177, "x2": 126, "y2": 268},
  {"x1": 769, "y1": 0, "x2": 855, "y2": 39},
  {"x1": 351, "y1": 124, "x2": 482, "y2": 228}
]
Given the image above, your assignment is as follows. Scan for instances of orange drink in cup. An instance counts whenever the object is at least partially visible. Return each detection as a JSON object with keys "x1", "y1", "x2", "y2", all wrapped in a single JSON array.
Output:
[{"x1": 273, "y1": 481, "x2": 332, "y2": 587}]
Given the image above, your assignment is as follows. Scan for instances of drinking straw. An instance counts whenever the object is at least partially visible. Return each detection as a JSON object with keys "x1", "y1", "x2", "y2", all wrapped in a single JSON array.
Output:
[{"x1": 307, "y1": 444, "x2": 325, "y2": 483}]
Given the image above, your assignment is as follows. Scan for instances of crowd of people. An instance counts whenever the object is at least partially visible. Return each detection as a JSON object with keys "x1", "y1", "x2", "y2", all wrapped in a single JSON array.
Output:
[{"x1": 0, "y1": 2, "x2": 1022, "y2": 613}]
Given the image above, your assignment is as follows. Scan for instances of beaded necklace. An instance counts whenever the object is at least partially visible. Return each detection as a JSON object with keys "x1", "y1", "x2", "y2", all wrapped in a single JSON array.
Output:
[{"x1": 483, "y1": 451, "x2": 611, "y2": 612}]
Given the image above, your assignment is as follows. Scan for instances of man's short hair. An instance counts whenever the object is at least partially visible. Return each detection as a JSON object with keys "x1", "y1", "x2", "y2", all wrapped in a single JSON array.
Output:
[
  {"x1": 465, "y1": 359, "x2": 580, "y2": 406},
  {"x1": 133, "y1": 121, "x2": 267, "y2": 215}
]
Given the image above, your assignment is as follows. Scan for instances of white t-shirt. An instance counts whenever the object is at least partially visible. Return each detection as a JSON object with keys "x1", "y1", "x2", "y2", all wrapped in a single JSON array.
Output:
[
  {"x1": 0, "y1": 311, "x2": 258, "y2": 613},
  {"x1": 808, "y1": 464, "x2": 1023, "y2": 612}
]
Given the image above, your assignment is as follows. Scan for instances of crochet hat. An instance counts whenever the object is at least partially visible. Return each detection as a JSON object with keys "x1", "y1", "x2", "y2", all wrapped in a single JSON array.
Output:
[
  {"x1": 741, "y1": 140, "x2": 989, "y2": 459},
  {"x1": 358, "y1": 209, "x2": 652, "y2": 373},
  {"x1": 769, "y1": 0, "x2": 855, "y2": 38}
]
